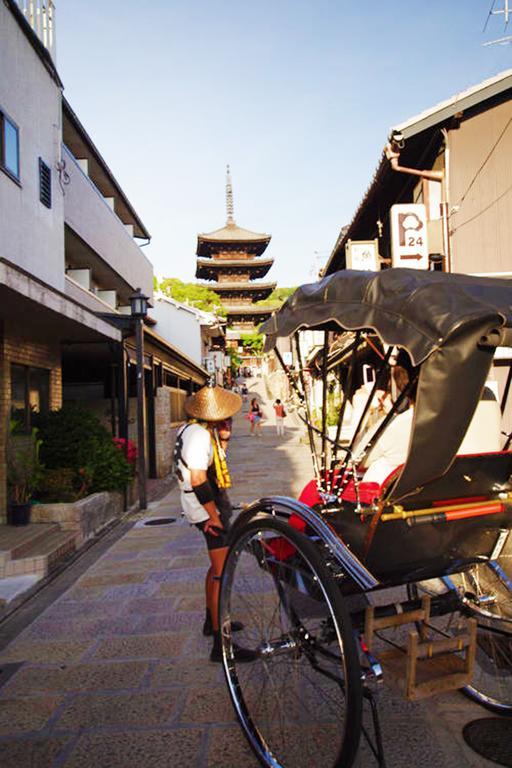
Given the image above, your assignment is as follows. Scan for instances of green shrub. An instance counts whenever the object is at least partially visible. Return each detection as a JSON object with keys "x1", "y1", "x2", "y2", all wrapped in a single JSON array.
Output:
[
  {"x1": 37, "y1": 467, "x2": 78, "y2": 503},
  {"x1": 37, "y1": 405, "x2": 133, "y2": 496},
  {"x1": 7, "y1": 426, "x2": 44, "y2": 503}
]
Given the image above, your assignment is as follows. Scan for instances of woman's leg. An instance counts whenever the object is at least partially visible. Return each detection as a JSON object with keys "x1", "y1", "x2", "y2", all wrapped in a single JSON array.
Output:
[{"x1": 207, "y1": 546, "x2": 228, "y2": 631}]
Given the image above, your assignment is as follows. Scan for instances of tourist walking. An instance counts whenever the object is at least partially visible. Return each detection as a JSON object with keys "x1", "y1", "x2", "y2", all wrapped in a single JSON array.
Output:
[
  {"x1": 174, "y1": 383, "x2": 254, "y2": 663},
  {"x1": 273, "y1": 398, "x2": 286, "y2": 436},
  {"x1": 249, "y1": 397, "x2": 263, "y2": 436}
]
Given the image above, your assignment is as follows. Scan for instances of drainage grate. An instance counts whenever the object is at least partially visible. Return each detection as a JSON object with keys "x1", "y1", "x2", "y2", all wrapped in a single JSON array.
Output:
[
  {"x1": 463, "y1": 718, "x2": 512, "y2": 767},
  {"x1": 143, "y1": 518, "x2": 176, "y2": 526}
]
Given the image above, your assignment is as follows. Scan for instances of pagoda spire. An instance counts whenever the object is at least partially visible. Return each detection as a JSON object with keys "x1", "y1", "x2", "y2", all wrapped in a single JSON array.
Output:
[{"x1": 226, "y1": 164, "x2": 235, "y2": 226}]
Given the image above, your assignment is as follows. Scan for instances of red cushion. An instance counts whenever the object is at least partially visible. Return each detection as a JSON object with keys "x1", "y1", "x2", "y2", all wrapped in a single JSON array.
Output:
[
  {"x1": 265, "y1": 537, "x2": 297, "y2": 560},
  {"x1": 298, "y1": 476, "x2": 381, "y2": 508}
]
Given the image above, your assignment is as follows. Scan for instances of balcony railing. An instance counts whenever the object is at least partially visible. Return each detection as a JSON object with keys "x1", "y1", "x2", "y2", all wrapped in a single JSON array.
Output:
[{"x1": 17, "y1": 0, "x2": 56, "y2": 60}]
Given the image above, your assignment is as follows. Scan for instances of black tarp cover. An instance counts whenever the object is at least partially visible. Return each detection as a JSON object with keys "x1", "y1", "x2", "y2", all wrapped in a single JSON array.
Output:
[{"x1": 261, "y1": 269, "x2": 512, "y2": 501}]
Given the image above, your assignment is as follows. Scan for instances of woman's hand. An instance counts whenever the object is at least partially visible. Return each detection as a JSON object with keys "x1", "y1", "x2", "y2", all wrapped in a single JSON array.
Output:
[{"x1": 204, "y1": 518, "x2": 224, "y2": 537}]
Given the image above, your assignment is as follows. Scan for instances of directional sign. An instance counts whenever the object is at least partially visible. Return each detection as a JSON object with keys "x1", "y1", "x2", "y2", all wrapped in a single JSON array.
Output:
[
  {"x1": 390, "y1": 203, "x2": 429, "y2": 269},
  {"x1": 345, "y1": 239, "x2": 379, "y2": 271}
]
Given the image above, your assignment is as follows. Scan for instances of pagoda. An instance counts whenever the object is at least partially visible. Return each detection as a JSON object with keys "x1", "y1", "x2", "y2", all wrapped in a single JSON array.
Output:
[{"x1": 196, "y1": 167, "x2": 275, "y2": 340}]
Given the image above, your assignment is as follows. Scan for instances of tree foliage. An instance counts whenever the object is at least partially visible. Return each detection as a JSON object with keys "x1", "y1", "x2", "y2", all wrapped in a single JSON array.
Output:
[
  {"x1": 256, "y1": 287, "x2": 296, "y2": 307},
  {"x1": 157, "y1": 277, "x2": 226, "y2": 316},
  {"x1": 226, "y1": 346, "x2": 241, "y2": 375},
  {"x1": 239, "y1": 333, "x2": 264, "y2": 353}
]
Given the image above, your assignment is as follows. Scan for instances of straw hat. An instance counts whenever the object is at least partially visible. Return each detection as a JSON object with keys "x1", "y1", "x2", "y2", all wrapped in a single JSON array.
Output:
[{"x1": 184, "y1": 384, "x2": 242, "y2": 421}]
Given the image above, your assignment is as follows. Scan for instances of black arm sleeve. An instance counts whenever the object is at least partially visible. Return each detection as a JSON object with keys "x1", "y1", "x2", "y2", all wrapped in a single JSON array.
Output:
[{"x1": 193, "y1": 479, "x2": 215, "y2": 505}]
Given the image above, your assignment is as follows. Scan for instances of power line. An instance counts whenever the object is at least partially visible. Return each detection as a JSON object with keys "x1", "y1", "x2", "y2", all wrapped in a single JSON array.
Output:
[
  {"x1": 454, "y1": 115, "x2": 512, "y2": 209},
  {"x1": 451, "y1": 180, "x2": 512, "y2": 234}
]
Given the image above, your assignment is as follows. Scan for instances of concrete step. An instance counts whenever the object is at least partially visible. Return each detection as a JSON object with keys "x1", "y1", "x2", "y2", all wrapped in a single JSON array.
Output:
[
  {"x1": 2, "y1": 529, "x2": 77, "y2": 578},
  {"x1": 0, "y1": 523, "x2": 61, "y2": 566}
]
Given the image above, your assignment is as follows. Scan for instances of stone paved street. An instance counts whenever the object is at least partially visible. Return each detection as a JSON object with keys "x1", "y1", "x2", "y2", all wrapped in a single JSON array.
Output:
[{"x1": 0, "y1": 383, "x2": 500, "y2": 767}]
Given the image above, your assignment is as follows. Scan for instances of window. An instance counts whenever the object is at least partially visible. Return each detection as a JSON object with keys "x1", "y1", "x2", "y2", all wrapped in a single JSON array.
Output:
[
  {"x1": 11, "y1": 364, "x2": 50, "y2": 432},
  {"x1": 1, "y1": 109, "x2": 20, "y2": 181},
  {"x1": 39, "y1": 158, "x2": 52, "y2": 208}
]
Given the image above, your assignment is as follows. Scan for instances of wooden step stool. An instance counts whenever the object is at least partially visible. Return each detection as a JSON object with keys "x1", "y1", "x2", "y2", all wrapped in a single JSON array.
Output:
[{"x1": 364, "y1": 596, "x2": 477, "y2": 701}]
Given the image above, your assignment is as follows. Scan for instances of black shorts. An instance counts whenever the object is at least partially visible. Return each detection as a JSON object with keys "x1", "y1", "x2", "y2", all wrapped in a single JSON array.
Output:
[{"x1": 195, "y1": 520, "x2": 230, "y2": 550}]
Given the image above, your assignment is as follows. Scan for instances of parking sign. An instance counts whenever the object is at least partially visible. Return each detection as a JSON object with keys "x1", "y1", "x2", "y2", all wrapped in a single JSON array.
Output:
[{"x1": 390, "y1": 204, "x2": 429, "y2": 269}]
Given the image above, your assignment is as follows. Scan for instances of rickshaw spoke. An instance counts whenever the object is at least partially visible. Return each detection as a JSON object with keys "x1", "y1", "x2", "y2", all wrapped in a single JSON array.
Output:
[{"x1": 220, "y1": 513, "x2": 362, "y2": 768}]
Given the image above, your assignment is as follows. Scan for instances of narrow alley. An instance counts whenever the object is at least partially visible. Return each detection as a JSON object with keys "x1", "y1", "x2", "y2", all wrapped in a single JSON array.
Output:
[{"x1": 0, "y1": 382, "x2": 498, "y2": 767}]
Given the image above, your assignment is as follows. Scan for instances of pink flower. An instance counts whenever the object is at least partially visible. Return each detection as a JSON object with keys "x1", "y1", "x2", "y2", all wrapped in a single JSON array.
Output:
[{"x1": 113, "y1": 437, "x2": 138, "y2": 465}]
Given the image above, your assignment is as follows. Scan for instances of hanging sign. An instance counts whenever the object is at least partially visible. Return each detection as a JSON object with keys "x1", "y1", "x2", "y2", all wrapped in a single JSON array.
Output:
[
  {"x1": 345, "y1": 239, "x2": 379, "y2": 271},
  {"x1": 390, "y1": 203, "x2": 429, "y2": 269}
]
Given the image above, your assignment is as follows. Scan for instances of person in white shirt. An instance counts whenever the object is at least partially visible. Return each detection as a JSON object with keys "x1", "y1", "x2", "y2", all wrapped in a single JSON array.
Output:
[
  {"x1": 360, "y1": 407, "x2": 414, "y2": 485},
  {"x1": 174, "y1": 383, "x2": 254, "y2": 663},
  {"x1": 357, "y1": 363, "x2": 417, "y2": 486}
]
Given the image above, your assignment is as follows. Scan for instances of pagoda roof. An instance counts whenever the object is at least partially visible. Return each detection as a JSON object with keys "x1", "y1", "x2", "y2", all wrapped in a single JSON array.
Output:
[
  {"x1": 197, "y1": 222, "x2": 271, "y2": 257},
  {"x1": 196, "y1": 257, "x2": 274, "y2": 280},
  {"x1": 224, "y1": 305, "x2": 274, "y2": 324},
  {"x1": 203, "y1": 280, "x2": 276, "y2": 293}
]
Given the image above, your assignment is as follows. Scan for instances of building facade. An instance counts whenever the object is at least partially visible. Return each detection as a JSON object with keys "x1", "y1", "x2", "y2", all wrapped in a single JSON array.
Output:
[
  {"x1": 1, "y1": 1, "x2": 206, "y2": 520},
  {"x1": 323, "y1": 68, "x2": 512, "y2": 431}
]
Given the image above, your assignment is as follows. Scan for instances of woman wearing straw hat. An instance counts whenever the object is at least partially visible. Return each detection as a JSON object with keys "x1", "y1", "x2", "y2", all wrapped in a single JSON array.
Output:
[{"x1": 174, "y1": 382, "x2": 254, "y2": 662}]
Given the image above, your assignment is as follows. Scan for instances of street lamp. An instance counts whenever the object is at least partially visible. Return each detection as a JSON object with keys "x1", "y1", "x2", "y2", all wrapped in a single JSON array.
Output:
[{"x1": 130, "y1": 288, "x2": 149, "y2": 511}]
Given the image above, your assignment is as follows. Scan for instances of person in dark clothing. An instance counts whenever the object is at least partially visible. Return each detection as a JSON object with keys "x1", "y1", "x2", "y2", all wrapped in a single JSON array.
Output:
[{"x1": 249, "y1": 397, "x2": 263, "y2": 436}]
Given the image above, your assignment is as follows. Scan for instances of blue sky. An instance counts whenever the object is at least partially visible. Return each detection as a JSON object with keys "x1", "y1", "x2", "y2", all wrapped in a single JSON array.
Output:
[{"x1": 56, "y1": 1, "x2": 511, "y2": 286}]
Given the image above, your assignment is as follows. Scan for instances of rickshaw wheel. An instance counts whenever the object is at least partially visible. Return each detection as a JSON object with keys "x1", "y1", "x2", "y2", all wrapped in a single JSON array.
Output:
[
  {"x1": 408, "y1": 563, "x2": 512, "y2": 715},
  {"x1": 219, "y1": 513, "x2": 363, "y2": 768}
]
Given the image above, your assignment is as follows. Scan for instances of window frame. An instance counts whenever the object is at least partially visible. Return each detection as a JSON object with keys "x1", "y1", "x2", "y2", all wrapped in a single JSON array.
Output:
[
  {"x1": 10, "y1": 363, "x2": 50, "y2": 433},
  {"x1": 39, "y1": 156, "x2": 52, "y2": 208},
  {"x1": 0, "y1": 107, "x2": 20, "y2": 184}
]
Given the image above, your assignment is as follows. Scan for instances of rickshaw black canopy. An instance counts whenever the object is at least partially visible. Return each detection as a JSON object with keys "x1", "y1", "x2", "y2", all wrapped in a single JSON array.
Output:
[{"x1": 261, "y1": 269, "x2": 512, "y2": 501}]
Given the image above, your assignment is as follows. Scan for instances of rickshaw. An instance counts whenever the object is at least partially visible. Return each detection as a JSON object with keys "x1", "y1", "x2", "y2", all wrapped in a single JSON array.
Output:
[{"x1": 218, "y1": 269, "x2": 512, "y2": 768}]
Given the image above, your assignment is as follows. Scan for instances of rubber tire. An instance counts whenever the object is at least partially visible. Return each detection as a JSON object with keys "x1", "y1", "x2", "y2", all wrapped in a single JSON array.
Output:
[{"x1": 219, "y1": 512, "x2": 363, "y2": 768}]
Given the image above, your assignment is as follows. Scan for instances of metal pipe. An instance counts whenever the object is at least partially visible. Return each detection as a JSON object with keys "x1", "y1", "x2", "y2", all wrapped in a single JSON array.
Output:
[
  {"x1": 294, "y1": 333, "x2": 322, "y2": 489},
  {"x1": 135, "y1": 316, "x2": 147, "y2": 511},
  {"x1": 381, "y1": 498, "x2": 507, "y2": 523},
  {"x1": 328, "y1": 332, "x2": 361, "y2": 494},
  {"x1": 346, "y1": 346, "x2": 393, "y2": 456},
  {"x1": 440, "y1": 128, "x2": 452, "y2": 272},
  {"x1": 320, "y1": 331, "x2": 329, "y2": 488},
  {"x1": 384, "y1": 144, "x2": 444, "y2": 182}
]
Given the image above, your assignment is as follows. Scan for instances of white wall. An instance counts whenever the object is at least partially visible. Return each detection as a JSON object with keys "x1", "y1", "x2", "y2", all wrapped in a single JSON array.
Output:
[
  {"x1": 63, "y1": 146, "x2": 153, "y2": 299},
  {"x1": 0, "y1": 4, "x2": 65, "y2": 290},
  {"x1": 152, "y1": 298, "x2": 203, "y2": 363}
]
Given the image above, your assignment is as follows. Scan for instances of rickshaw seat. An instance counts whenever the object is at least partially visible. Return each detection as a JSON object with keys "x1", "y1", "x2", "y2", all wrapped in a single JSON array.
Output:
[
  {"x1": 266, "y1": 451, "x2": 512, "y2": 568},
  {"x1": 380, "y1": 450, "x2": 512, "y2": 509}
]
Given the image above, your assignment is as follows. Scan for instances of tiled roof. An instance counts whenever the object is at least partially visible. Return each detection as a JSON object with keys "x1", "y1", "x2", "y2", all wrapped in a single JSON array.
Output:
[{"x1": 198, "y1": 222, "x2": 270, "y2": 243}]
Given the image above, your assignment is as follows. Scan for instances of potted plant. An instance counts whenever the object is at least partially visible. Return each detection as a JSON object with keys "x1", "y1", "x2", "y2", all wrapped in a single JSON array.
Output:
[{"x1": 7, "y1": 422, "x2": 43, "y2": 526}]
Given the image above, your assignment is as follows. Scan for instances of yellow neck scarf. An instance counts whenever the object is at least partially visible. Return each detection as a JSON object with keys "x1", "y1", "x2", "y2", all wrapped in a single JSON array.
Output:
[
  {"x1": 211, "y1": 427, "x2": 231, "y2": 489},
  {"x1": 186, "y1": 419, "x2": 231, "y2": 489}
]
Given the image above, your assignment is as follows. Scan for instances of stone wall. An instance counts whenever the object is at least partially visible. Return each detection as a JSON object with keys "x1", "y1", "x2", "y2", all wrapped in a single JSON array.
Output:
[
  {"x1": 155, "y1": 386, "x2": 173, "y2": 478},
  {"x1": 31, "y1": 491, "x2": 124, "y2": 546}
]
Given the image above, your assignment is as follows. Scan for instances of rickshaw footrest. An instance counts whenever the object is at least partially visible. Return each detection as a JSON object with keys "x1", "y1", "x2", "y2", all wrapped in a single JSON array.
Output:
[{"x1": 364, "y1": 600, "x2": 478, "y2": 701}]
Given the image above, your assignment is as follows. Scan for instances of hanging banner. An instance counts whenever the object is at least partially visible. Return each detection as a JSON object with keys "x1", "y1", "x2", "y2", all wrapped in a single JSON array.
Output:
[
  {"x1": 390, "y1": 203, "x2": 429, "y2": 269},
  {"x1": 345, "y1": 239, "x2": 379, "y2": 271}
]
